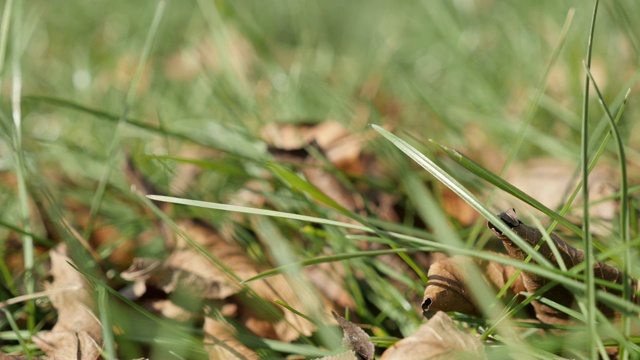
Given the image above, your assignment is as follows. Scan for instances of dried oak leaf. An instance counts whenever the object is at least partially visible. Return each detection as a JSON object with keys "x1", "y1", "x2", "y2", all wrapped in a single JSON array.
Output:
[
  {"x1": 421, "y1": 255, "x2": 525, "y2": 318},
  {"x1": 380, "y1": 311, "x2": 486, "y2": 360},
  {"x1": 488, "y1": 208, "x2": 639, "y2": 324},
  {"x1": 331, "y1": 311, "x2": 375, "y2": 360},
  {"x1": 32, "y1": 244, "x2": 102, "y2": 360}
]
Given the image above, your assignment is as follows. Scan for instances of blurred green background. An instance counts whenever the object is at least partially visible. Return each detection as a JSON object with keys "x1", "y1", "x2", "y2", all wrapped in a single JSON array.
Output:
[{"x1": 14, "y1": 0, "x2": 640, "y2": 150}]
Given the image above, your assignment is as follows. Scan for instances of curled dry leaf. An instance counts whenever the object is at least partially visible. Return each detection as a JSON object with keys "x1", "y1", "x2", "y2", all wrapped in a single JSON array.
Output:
[
  {"x1": 380, "y1": 311, "x2": 486, "y2": 360},
  {"x1": 488, "y1": 208, "x2": 639, "y2": 324},
  {"x1": 331, "y1": 311, "x2": 375, "y2": 360},
  {"x1": 32, "y1": 244, "x2": 102, "y2": 360},
  {"x1": 421, "y1": 255, "x2": 525, "y2": 319}
]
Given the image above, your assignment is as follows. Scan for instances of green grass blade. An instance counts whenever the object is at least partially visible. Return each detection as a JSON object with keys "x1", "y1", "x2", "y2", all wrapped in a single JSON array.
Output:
[
  {"x1": 9, "y1": 0, "x2": 35, "y2": 334},
  {"x1": 98, "y1": 287, "x2": 117, "y2": 360},
  {"x1": 372, "y1": 124, "x2": 551, "y2": 268},
  {"x1": 243, "y1": 247, "x2": 426, "y2": 283},
  {"x1": 23, "y1": 96, "x2": 192, "y2": 140},
  {"x1": 580, "y1": 1, "x2": 600, "y2": 356},
  {"x1": 431, "y1": 141, "x2": 582, "y2": 236},
  {"x1": 146, "y1": 194, "x2": 372, "y2": 232},
  {"x1": 0, "y1": 0, "x2": 13, "y2": 82},
  {"x1": 584, "y1": 64, "x2": 631, "y2": 355},
  {"x1": 499, "y1": 7, "x2": 575, "y2": 172},
  {"x1": 1, "y1": 308, "x2": 31, "y2": 360},
  {"x1": 267, "y1": 162, "x2": 357, "y2": 220},
  {"x1": 84, "y1": 0, "x2": 167, "y2": 239}
]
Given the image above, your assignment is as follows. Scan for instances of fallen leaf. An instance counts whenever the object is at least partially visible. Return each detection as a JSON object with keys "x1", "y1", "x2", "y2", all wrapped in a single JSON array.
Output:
[
  {"x1": 380, "y1": 311, "x2": 486, "y2": 360},
  {"x1": 0, "y1": 350, "x2": 44, "y2": 360},
  {"x1": 122, "y1": 220, "x2": 319, "y2": 342},
  {"x1": 313, "y1": 351, "x2": 358, "y2": 360},
  {"x1": 441, "y1": 186, "x2": 479, "y2": 226},
  {"x1": 306, "y1": 262, "x2": 356, "y2": 309},
  {"x1": 204, "y1": 316, "x2": 260, "y2": 360},
  {"x1": 421, "y1": 255, "x2": 525, "y2": 319},
  {"x1": 332, "y1": 311, "x2": 375, "y2": 360},
  {"x1": 488, "y1": 208, "x2": 639, "y2": 324},
  {"x1": 499, "y1": 158, "x2": 618, "y2": 236},
  {"x1": 261, "y1": 121, "x2": 349, "y2": 153},
  {"x1": 32, "y1": 244, "x2": 102, "y2": 360}
]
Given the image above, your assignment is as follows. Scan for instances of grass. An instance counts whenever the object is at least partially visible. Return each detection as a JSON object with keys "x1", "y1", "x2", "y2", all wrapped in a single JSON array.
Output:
[{"x1": 1, "y1": 0, "x2": 640, "y2": 359}]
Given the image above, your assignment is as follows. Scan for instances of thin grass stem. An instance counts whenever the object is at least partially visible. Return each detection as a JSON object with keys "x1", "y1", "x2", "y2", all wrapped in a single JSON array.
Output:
[
  {"x1": 85, "y1": 0, "x2": 167, "y2": 239},
  {"x1": 8, "y1": 0, "x2": 35, "y2": 335},
  {"x1": 581, "y1": 1, "x2": 600, "y2": 356},
  {"x1": 584, "y1": 65, "x2": 631, "y2": 357}
]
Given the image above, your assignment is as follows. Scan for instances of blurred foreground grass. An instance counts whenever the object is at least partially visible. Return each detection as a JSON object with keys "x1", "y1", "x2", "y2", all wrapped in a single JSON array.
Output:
[{"x1": 1, "y1": 0, "x2": 640, "y2": 358}]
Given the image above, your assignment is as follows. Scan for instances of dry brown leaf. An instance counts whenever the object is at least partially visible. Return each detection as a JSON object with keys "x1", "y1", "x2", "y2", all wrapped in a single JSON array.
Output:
[
  {"x1": 313, "y1": 351, "x2": 358, "y2": 360},
  {"x1": 261, "y1": 121, "x2": 401, "y2": 224},
  {"x1": 32, "y1": 244, "x2": 102, "y2": 360},
  {"x1": 332, "y1": 311, "x2": 374, "y2": 360},
  {"x1": 122, "y1": 220, "x2": 319, "y2": 342},
  {"x1": 264, "y1": 125, "x2": 360, "y2": 212},
  {"x1": 380, "y1": 311, "x2": 486, "y2": 360},
  {"x1": 500, "y1": 158, "x2": 618, "y2": 236},
  {"x1": 0, "y1": 350, "x2": 44, "y2": 360},
  {"x1": 301, "y1": 161, "x2": 360, "y2": 212},
  {"x1": 204, "y1": 316, "x2": 260, "y2": 360},
  {"x1": 488, "y1": 208, "x2": 639, "y2": 324},
  {"x1": 306, "y1": 262, "x2": 356, "y2": 309},
  {"x1": 421, "y1": 255, "x2": 525, "y2": 318},
  {"x1": 441, "y1": 186, "x2": 479, "y2": 226},
  {"x1": 261, "y1": 121, "x2": 349, "y2": 153},
  {"x1": 262, "y1": 120, "x2": 379, "y2": 176}
]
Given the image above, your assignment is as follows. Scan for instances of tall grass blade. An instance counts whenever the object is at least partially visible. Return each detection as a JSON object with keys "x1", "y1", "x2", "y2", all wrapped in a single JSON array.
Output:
[
  {"x1": 244, "y1": 247, "x2": 425, "y2": 283},
  {"x1": 580, "y1": 1, "x2": 600, "y2": 356},
  {"x1": 147, "y1": 194, "x2": 371, "y2": 232},
  {"x1": 8, "y1": 0, "x2": 36, "y2": 334},
  {"x1": 432, "y1": 141, "x2": 582, "y2": 236},
  {"x1": 1, "y1": 308, "x2": 31, "y2": 360},
  {"x1": 98, "y1": 287, "x2": 117, "y2": 360},
  {"x1": 0, "y1": 0, "x2": 13, "y2": 81},
  {"x1": 584, "y1": 65, "x2": 631, "y2": 357},
  {"x1": 499, "y1": 8, "x2": 575, "y2": 172},
  {"x1": 85, "y1": 0, "x2": 167, "y2": 239},
  {"x1": 373, "y1": 124, "x2": 551, "y2": 268}
]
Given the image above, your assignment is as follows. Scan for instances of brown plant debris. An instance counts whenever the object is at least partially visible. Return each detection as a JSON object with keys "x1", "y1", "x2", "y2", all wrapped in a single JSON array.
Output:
[
  {"x1": 332, "y1": 311, "x2": 375, "y2": 360},
  {"x1": 488, "y1": 208, "x2": 639, "y2": 324},
  {"x1": 32, "y1": 244, "x2": 102, "y2": 360},
  {"x1": 380, "y1": 311, "x2": 486, "y2": 360},
  {"x1": 121, "y1": 219, "x2": 320, "y2": 342},
  {"x1": 499, "y1": 158, "x2": 618, "y2": 236},
  {"x1": 204, "y1": 316, "x2": 260, "y2": 360},
  {"x1": 313, "y1": 350, "x2": 358, "y2": 360}
]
